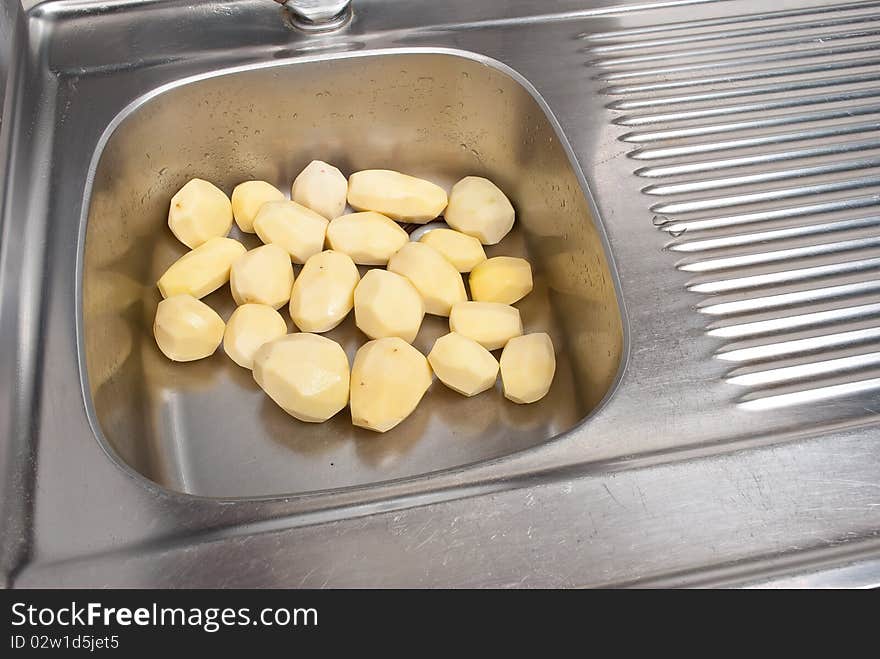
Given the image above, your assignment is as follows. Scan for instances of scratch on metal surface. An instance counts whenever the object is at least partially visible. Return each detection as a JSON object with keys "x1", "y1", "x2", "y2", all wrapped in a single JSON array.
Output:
[
  {"x1": 602, "y1": 483, "x2": 629, "y2": 511},
  {"x1": 413, "y1": 529, "x2": 439, "y2": 551},
  {"x1": 297, "y1": 566, "x2": 317, "y2": 587}
]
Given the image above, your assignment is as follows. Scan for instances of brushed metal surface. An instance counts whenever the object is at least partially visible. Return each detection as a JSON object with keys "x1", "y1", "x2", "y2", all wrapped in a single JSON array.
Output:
[{"x1": 1, "y1": 0, "x2": 878, "y2": 587}]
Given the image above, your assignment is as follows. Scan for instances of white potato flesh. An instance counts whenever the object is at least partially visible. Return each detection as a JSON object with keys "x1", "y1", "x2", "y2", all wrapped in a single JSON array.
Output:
[
  {"x1": 291, "y1": 160, "x2": 349, "y2": 220},
  {"x1": 427, "y1": 332, "x2": 499, "y2": 397},
  {"x1": 157, "y1": 236, "x2": 246, "y2": 299},
  {"x1": 327, "y1": 212, "x2": 409, "y2": 265},
  {"x1": 253, "y1": 200, "x2": 328, "y2": 264},
  {"x1": 223, "y1": 304, "x2": 288, "y2": 370},
  {"x1": 289, "y1": 250, "x2": 360, "y2": 332},
  {"x1": 154, "y1": 294, "x2": 225, "y2": 362},
  {"x1": 449, "y1": 301, "x2": 522, "y2": 351},
  {"x1": 387, "y1": 242, "x2": 466, "y2": 316},
  {"x1": 253, "y1": 333, "x2": 350, "y2": 422},
  {"x1": 354, "y1": 269, "x2": 424, "y2": 343},
  {"x1": 231, "y1": 180, "x2": 284, "y2": 233},
  {"x1": 167, "y1": 178, "x2": 234, "y2": 249},
  {"x1": 230, "y1": 244, "x2": 295, "y2": 309},
  {"x1": 347, "y1": 169, "x2": 447, "y2": 223},
  {"x1": 419, "y1": 228, "x2": 487, "y2": 272},
  {"x1": 350, "y1": 337, "x2": 433, "y2": 433},
  {"x1": 469, "y1": 256, "x2": 533, "y2": 305},
  {"x1": 500, "y1": 332, "x2": 556, "y2": 404},
  {"x1": 444, "y1": 176, "x2": 515, "y2": 245}
]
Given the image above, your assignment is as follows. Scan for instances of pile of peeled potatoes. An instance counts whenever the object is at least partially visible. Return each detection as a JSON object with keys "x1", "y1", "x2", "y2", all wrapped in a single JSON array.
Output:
[{"x1": 153, "y1": 161, "x2": 556, "y2": 433}]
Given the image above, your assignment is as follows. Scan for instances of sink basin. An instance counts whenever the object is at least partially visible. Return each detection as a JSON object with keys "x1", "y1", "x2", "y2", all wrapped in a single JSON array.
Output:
[{"x1": 82, "y1": 50, "x2": 624, "y2": 497}]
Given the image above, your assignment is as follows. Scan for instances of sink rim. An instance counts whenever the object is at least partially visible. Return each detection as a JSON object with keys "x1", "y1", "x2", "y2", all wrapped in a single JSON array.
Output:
[{"x1": 74, "y1": 45, "x2": 632, "y2": 503}]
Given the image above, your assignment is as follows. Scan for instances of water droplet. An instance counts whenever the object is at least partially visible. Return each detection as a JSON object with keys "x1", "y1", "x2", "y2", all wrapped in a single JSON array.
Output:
[
  {"x1": 668, "y1": 226, "x2": 687, "y2": 238},
  {"x1": 652, "y1": 214, "x2": 670, "y2": 226}
]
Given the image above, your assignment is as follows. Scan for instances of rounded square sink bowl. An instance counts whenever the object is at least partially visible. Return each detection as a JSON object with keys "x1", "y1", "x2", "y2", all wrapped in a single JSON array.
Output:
[{"x1": 82, "y1": 49, "x2": 624, "y2": 497}]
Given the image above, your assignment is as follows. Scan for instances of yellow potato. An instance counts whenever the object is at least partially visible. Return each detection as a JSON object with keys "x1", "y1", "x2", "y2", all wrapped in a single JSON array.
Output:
[
  {"x1": 427, "y1": 332, "x2": 499, "y2": 397},
  {"x1": 419, "y1": 228, "x2": 486, "y2": 272},
  {"x1": 327, "y1": 212, "x2": 409, "y2": 265},
  {"x1": 230, "y1": 244, "x2": 295, "y2": 309},
  {"x1": 253, "y1": 200, "x2": 328, "y2": 264},
  {"x1": 231, "y1": 180, "x2": 284, "y2": 233},
  {"x1": 449, "y1": 301, "x2": 522, "y2": 350},
  {"x1": 253, "y1": 333, "x2": 349, "y2": 422},
  {"x1": 387, "y1": 242, "x2": 466, "y2": 316},
  {"x1": 167, "y1": 178, "x2": 233, "y2": 249},
  {"x1": 289, "y1": 250, "x2": 360, "y2": 332},
  {"x1": 444, "y1": 176, "x2": 514, "y2": 245},
  {"x1": 350, "y1": 337, "x2": 433, "y2": 432},
  {"x1": 223, "y1": 304, "x2": 287, "y2": 369},
  {"x1": 469, "y1": 256, "x2": 533, "y2": 305},
  {"x1": 354, "y1": 269, "x2": 424, "y2": 343},
  {"x1": 347, "y1": 169, "x2": 447, "y2": 223},
  {"x1": 157, "y1": 236, "x2": 245, "y2": 299},
  {"x1": 154, "y1": 294, "x2": 225, "y2": 362},
  {"x1": 291, "y1": 160, "x2": 348, "y2": 220},
  {"x1": 500, "y1": 333, "x2": 556, "y2": 403}
]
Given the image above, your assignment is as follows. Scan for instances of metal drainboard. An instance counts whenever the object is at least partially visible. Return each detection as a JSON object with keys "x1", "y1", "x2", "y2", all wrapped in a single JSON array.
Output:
[{"x1": 591, "y1": 0, "x2": 880, "y2": 412}]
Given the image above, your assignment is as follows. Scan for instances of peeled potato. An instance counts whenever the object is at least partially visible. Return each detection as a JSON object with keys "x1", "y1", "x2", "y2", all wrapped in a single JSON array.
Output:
[
  {"x1": 253, "y1": 333, "x2": 349, "y2": 422},
  {"x1": 291, "y1": 160, "x2": 348, "y2": 220},
  {"x1": 157, "y1": 237, "x2": 245, "y2": 299},
  {"x1": 289, "y1": 250, "x2": 360, "y2": 332},
  {"x1": 387, "y1": 242, "x2": 466, "y2": 316},
  {"x1": 354, "y1": 269, "x2": 424, "y2": 343},
  {"x1": 350, "y1": 337, "x2": 433, "y2": 432},
  {"x1": 347, "y1": 169, "x2": 447, "y2": 223},
  {"x1": 428, "y1": 332, "x2": 499, "y2": 397},
  {"x1": 444, "y1": 176, "x2": 515, "y2": 245},
  {"x1": 154, "y1": 294, "x2": 225, "y2": 362},
  {"x1": 327, "y1": 212, "x2": 409, "y2": 265},
  {"x1": 223, "y1": 304, "x2": 287, "y2": 369},
  {"x1": 449, "y1": 301, "x2": 522, "y2": 350},
  {"x1": 253, "y1": 200, "x2": 328, "y2": 264},
  {"x1": 419, "y1": 228, "x2": 486, "y2": 272},
  {"x1": 167, "y1": 178, "x2": 233, "y2": 249},
  {"x1": 469, "y1": 256, "x2": 533, "y2": 305},
  {"x1": 231, "y1": 180, "x2": 284, "y2": 233},
  {"x1": 500, "y1": 333, "x2": 556, "y2": 403},
  {"x1": 230, "y1": 244, "x2": 295, "y2": 309}
]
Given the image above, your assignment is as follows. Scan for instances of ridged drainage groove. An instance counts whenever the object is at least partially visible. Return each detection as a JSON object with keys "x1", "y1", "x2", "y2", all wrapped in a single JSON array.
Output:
[{"x1": 588, "y1": 0, "x2": 880, "y2": 410}]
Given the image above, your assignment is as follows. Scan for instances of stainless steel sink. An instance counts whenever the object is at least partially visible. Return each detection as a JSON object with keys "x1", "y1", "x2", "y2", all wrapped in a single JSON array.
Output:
[
  {"x1": 83, "y1": 50, "x2": 624, "y2": 496},
  {"x1": 2, "y1": 0, "x2": 879, "y2": 587}
]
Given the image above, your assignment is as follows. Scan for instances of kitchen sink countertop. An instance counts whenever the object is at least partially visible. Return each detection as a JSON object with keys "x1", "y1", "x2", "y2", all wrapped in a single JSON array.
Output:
[{"x1": 1, "y1": 0, "x2": 879, "y2": 587}]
